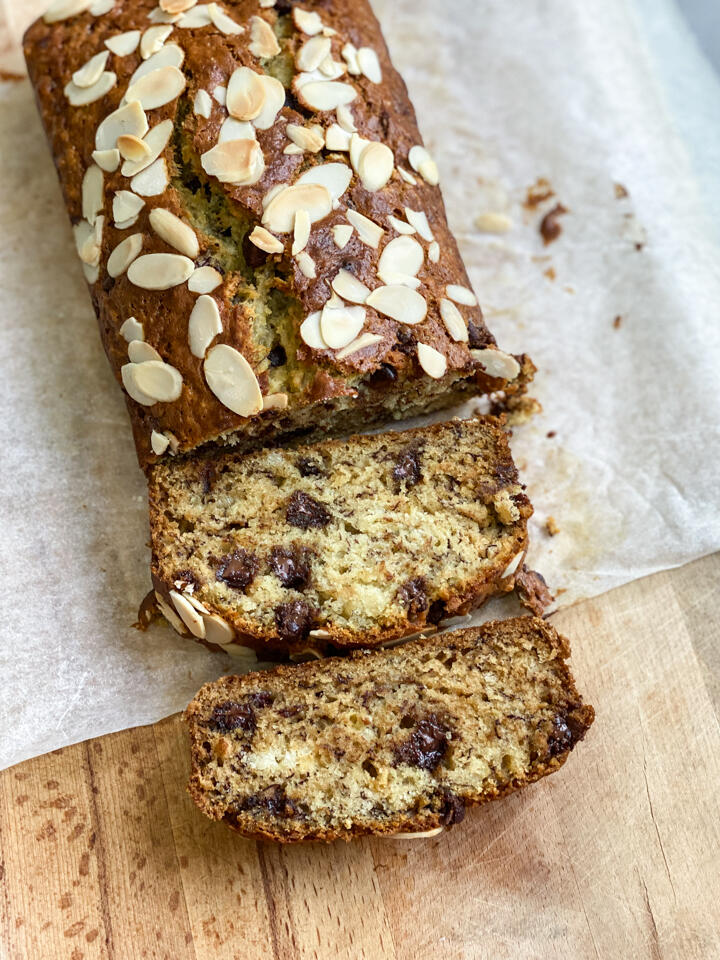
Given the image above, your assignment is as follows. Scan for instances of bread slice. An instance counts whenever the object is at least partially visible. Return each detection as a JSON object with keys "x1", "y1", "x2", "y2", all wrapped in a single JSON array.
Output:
[
  {"x1": 149, "y1": 418, "x2": 534, "y2": 656},
  {"x1": 185, "y1": 617, "x2": 594, "y2": 842}
]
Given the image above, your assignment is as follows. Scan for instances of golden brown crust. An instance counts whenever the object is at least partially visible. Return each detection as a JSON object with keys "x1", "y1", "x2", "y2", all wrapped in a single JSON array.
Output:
[{"x1": 23, "y1": 1, "x2": 532, "y2": 470}]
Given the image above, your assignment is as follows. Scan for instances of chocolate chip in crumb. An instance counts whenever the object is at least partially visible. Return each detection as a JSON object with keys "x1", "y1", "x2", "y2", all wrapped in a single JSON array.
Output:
[
  {"x1": 239, "y1": 784, "x2": 297, "y2": 818},
  {"x1": 216, "y1": 549, "x2": 259, "y2": 591},
  {"x1": 392, "y1": 446, "x2": 422, "y2": 489},
  {"x1": 467, "y1": 320, "x2": 493, "y2": 349},
  {"x1": 547, "y1": 707, "x2": 587, "y2": 756},
  {"x1": 209, "y1": 701, "x2": 256, "y2": 734},
  {"x1": 366, "y1": 363, "x2": 398, "y2": 389},
  {"x1": 397, "y1": 577, "x2": 429, "y2": 619},
  {"x1": 247, "y1": 692, "x2": 273, "y2": 710},
  {"x1": 270, "y1": 546, "x2": 312, "y2": 590},
  {"x1": 286, "y1": 491, "x2": 331, "y2": 529},
  {"x1": 274, "y1": 599, "x2": 316, "y2": 643},
  {"x1": 267, "y1": 345, "x2": 287, "y2": 367},
  {"x1": 296, "y1": 457, "x2": 325, "y2": 478},
  {"x1": 440, "y1": 789, "x2": 466, "y2": 825},
  {"x1": 394, "y1": 714, "x2": 451, "y2": 771},
  {"x1": 427, "y1": 599, "x2": 447, "y2": 625}
]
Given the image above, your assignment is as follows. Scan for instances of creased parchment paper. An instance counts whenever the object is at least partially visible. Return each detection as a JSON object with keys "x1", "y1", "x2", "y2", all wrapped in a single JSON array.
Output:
[{"x1": 1, "y1": 0, "x2": 719, "y2": 769}]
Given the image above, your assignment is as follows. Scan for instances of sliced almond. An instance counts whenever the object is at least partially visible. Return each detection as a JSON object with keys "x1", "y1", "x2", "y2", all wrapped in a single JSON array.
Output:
[
  {"x1": 346, "y1": 209, "x2": 383, "y2": 249},
  {"x1": 325, "y1": 123, "x2": 351, "y2": 151},
  {"x1": 417, "y1": 342, "x2": 447, "y2": 379},
  {"x1": 331, "y1": 270, "x2": 373, "y2": 306},
  {"x1": 89, "y1": 0, "x2": 114, "y2": 13},
  {"x1": 105, "y1": 30, "x2": 141, "y2": 55},
  {"x1": 72, "y1": 50, "x2": 110, "y2": 88},
  {"x1": 397, "y1": 167, "x2": 417, "y2": 186},
  {"x1": 292, "y1": 209, "x2": 311, "y2": 256},
  {"x1": 284, "y1": 144, "x2": 303, "y2": 156},
  {"x1": 249, "y1": 226, "x2": 284, "y2": 254},
  {"x1": 73, "y1": 218, "x2": 103, "y2": 267},
  {"x1": 122, "y1": 118, "x2": 173, "y2": 176},
  {"x1": 390, "y1": 828, "x2": 445, "y2": 840},
  {"x1": 405, "y1": 207, "x2": 434, "y2": 242},
  {"x1": 177, "y1": 3, "x2": 213, "y2": 27},
  {"x1": 92, "y1": 148, "x2": 120, "y2": 172},
  {"x1": 213, "y1": 85, "x2": 226, "y2": 105},
  {"x1": 446, "y1": 284, "x2": 478, "y2": 306},
  {"x1": 475, "y1": 212, "x2": 512, "y2": 234},
  {"x1": 378, "y1": 236, "x2": 423, "y2": 280},
  {"x1": 161, "y1": 0, "x2": 197, "y2": 12},
  {"x1": 297, "y1": 162, "x2": 352, "y2": 207},
  {"x1": 262, "y1": 183, "x2": 286, "y2": 209},
  {"x1": 366, "y1": 285, "x2": 427, "y2": 325},
  {"x1": 296, "y1": 251, "x2": 316, "y2": 278},
  {"x1": 335, "y1": 332, "x2": 383, "y2": 360},
  {"x1": 117, "y1": 133, "x2": 152, "y2": 162},
  {"x1": 388, "y1": 215, "x2": 415, "y2": 236},
  {"x1": 193, "y1": 89, "x2": 212, "y2": 118},
  {"x1": 65, "y1": 72, "x2": 116, "y2": 107},
  {"x1": 121, "y1": 363, "x2": 156, "y2": 405},
  {"x1": 262, "y1": 393, "x2": 289, "y2": 412},
  {"x1": 376, "y1": 272, "x2": 420, "y2": 290},
  {"x1": 300, "y1": 312, "x2": 327, "y2": 349},
  {"x1": 151, "y1": 430, "x2": 170, "y2": 455},
  {"x1": 207, "y1": 3, "x2": 243, "y2": 34},
  {"x1": 298, "y1": 81, "x2": 356, "y2": 113},
  {"x1": 318, "y1": 55, "x2": 345, "y2": 79},
  {"x1": 262, "y1": 182, "x2": 332, "y2": 234},
  {"x1": 44, "y1": 0, "x2": 90, "y2": 23},
  {"x1": 286, "y1": 123, "x2": 324, "y2": 153},
  {"x1": 341, "y1": 42, "x2": 361, "y2": 75},
  {"x1": 226, "y1": 66, "x2": 266, "y2": 121},
  {"x1": 218, "y1": 117, "x2": 256, "y2": 143},
  {"x1": 297, "y1": 35, "x2": 331, "y2": 72},
  {"x1": 470, "y1": 348, "x2": 521, "y2": 381},
  {"x1": 170, "y1": 590, "x2": 206, "y2": 638},
  {"x1": 140, "y1": 24, "x2": 173, "y2": 59},
  {"x1": 502, "y1": 552, "x2": 524, "y2": 579},
  {"x1": 203, "y1": 613, "x2": 235, "y2": 646},
  {"x1": 200, "y1": 139, "x2": 265, "y2": 185},
  {"x1": 357, "y1": 47, "x2": 381, "y2": 84},
  {"x1": 253, "y1": 75, "x2": 285, "y2": 130},
  {"x1": 134, "y1": 359, "x2": 183, "y2": 402},
  {"x1": 128, "y1": 340, "x2": 162, "y2": 363},
  {"x1": 149, "y1": 208, "x2": 199, "y2": 257},
  {"x1": 249, "y1": 15, "x2": 280, "y2": 57},
  {"x1": 127, "y1": 252, "x2": 194, "y2": 289},
  {"x1": 124, "y1": 64, "x2": 186, "y2": 110},
  {"x1": 336, "y1": 103, "x2": 357, "y2": 133},
  {"x1": 127, "y1": 43, "x2": 184, "y2": 87},
  {"x1": 81, "y1": 164, "x2": 104, "y2": 225},
  {"x1": 320, "y1": 302, "x2": 365, "y2": 349},
  {"x1": 107, "y1": 233, "x2": 143, "y2": 277},
  {"x1": 428, "y1": 241, "x2": 440, "y2": 263},
  {"x1": 155, "y1": 591, "x2": 188, "y2": 635},
  {"x1": 408, "y1": 145, "x2": 440, "y2": 186},
  {"x1": 95, "y1": 100, "x2": 148, "y2": 151},
  {"x1": 293, "y1": 7, "x2": 323, "y2": 35},
  {"x1": 331, "y1": 224, "x2": 353, "y2": 249},
  {"x1": 189, "y1": 295, "x2": 222, "y2": 358},
  {"x1": 119, "y1": 316, "x2": 144, "y2": 341},
  {"x1": 189, "y1": 265, "x2": 222, "y2": 293},
  {"x1": 356, "y1": 141, "x2": 394, "y2": 192},
  {"x1": 204, "y1": 344, "x2": 263, "y2": 416},
  {"x1": 439, "y1": 299, "x2": 468, "y2": 342},
  {"x1": 130, "y1": 157, "x2": 169, "y2": 196},
  {"x1": 112, "y1": 190, "x2": 145, "y2": 226},
  {"x1": 150, "y1": 5, "x2": 184, "y2": 22}
]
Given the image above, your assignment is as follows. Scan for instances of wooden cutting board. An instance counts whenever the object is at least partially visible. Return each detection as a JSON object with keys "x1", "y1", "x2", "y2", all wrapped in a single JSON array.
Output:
[{"x1": 1, "y1": 553, "x2": 719, "y2": 960}]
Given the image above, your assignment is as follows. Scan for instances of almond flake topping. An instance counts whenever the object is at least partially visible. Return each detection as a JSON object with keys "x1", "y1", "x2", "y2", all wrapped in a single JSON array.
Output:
[
  {"x1": 284, "y1": 145, "x2": 303, "y2": 156},
  {"x1": 227, "y1": 66, "x2": 265, "y2": 120},
  {"x1": 331, "y1": 269, "x2": 371, "y2": 304},
  {"x1": 151, "y1": 430, "x2": 170, "y2": 455},
  {"x1": 249, "y1": 226, "x2": 283, "y2": 254},
  {"x1": 207, "y1": 3, "x2": 244, "y2": 34},
  {"x1": 189, "y1": 295, "x2": 222, "y2": 358},
  {"x1": 398, "y1": 167, "x2": 417, "y2": 186},
  {"x1": 325, "y1": 124, "x2": 351, "y2": 151},
  {"x1": 128, "y1": 340, "x2": 162, "y2": 363},
  {"x1": 178, "y1": 3, "x2": 213, "y2": 27},
  {"x1": 417, "y1": 343, "x2": 447, "y2": 379},
  {"x1": 200, "y1": 139, "x2": 265, "y2": 185},
  {"x1": 388, "y1": 215, "x2": 415, "y2": 235},
  {"x1": 65, "y1": 72, "x2": 117, "y2": 107},
  {"x1": 72, "y1": 51, "x2": 110, "y2": 89},
  {"x1": 446, "y1": 284, "x2": 478, "y2": 306},
  {"x1": 405, "y1": 208, "x2": 434, "y2": 242},
  {"x1": 297, "y1": 162, "x2": 352, "y2": 207},
  {"x1": 346, "y1": 210, "x2": 383, "y2": 249},
  {"x1": 155, "y1": 591, "x2": 187, "y2": 635},
  {"x1": 92, "y1": 148, "x2": 121, "y2": 172},
  {"x1": 127, "y1": 252, "x2": 194, "y2": 289},
  {"x1": 287, "y1": 123, "x2": 324, "y2": 153},
  {"x1": 130, "y1": 157, "x2": 169, "y2": 196},
  {"x1": 218, "y1": 117, "x2": 256, "y2": 142},
  {"x1": 357, "y1": 47, "x2": 381, "y2": 84},
  {"x1": 408, "y1": 145, "x2": 440, "y2": 186},
  {"x1": 428, "y1": 241, "x2": 440, "y2": 262},
  {"x1": 44, "y1": 0, "x2": 91, "y2": 24},
  {"x1": 204, "y1": 613, "x2": 235, "y2": 646},
  {"x1": 149, "y1": 208, "x2": 200, "y2": 258},
  {"x1": 213, "y1": 85, "x2": 226, "y2": 105},
  {"x1": 124, "y1": 65, "x2": 186, "y2": 110},
  {"x1": 470, "y1": 348, "x2": 521, "y2": 381},
  {"x1": 140, "y1": 24, "x2": 174, "y2": 59},
  {"x1": 149, "y1": 5, "x2": 183, "y2": 23},
  {"x1": 320, "y1": 302, "x2": 365, "y2": 349},
  {"x1": 189, "y1": 265, "x2": 222, "y2": 293},
  {"x1": 366, "y1": 285, "x2": 427, "y2": 325},
  {"x1": 130, "y1": 360, "x2": 183, "y2": 404},
  {"x1": 336, "y1": 104, "x2": 357, "y2": 133},
  {"x1": 161, "y1": 0, "x2": 196, "y2": 12},
  {"x1": 193, "y1": 89, "x2": 212, "y2": 118},
  {"x1": 127, "y1": 43, "x2": 184, "y2": 87},
  {"x1": 390, "y1": 828, "x2": 445, "y2": 840},
  {"x1": 296, "y1": 252, "x2": 316, "y2": 278},
  {"x1": 318, "y1": 55, "x2": 346, "y2": 79},
  {"x1": 107, "y1": 233, "x2": 143, "y2": 277},
  {"x1": 292, "y1": 209, "x2": 311, "y2": 256},
  {"x1": 297, "y1": 36, "x2": 331, "y2": 72},
  {"x1": 262, "y1": 183, "x2": 332, "y2": 234},
  {"x1": 293, "y1": 7, "x2": 323, "y2": 35},
  {"x1": 82, "y1": 164, "x2": 104, "y2": 225},
  {"x1": 254, "y1": 75, "x2": 285, "y2": 130},
  {"x1": 300, "y1": 311, "x2": 327, "y2": 349},
  {"x1": 113, "y1": 190, "x2": 145, "y2": 226},
  {"x1": 89, "y1": 0, "x2": 114, "y2": 14},
  {"x1": 262, "y1": 393, "x2": 288, "y2": 412},
  {"x1": 260, "y1": 0, "x2": 276, "y2": 6},
  {"x1": 332, "y1": 224, "x2": 353, "y2": 249},
  {"x1": 74, "y1": 217, "x2": 104, "y2": 266},
  {"x1": 502, "y1": 552, "x2": 524, "y2": 579},
  {"x1": 336, "y1": 332, "x2": 383, "y2": 360},
  {"x1": 95, "y1": 100, "x2": 148, "y2": 151},
  {"x1": 119, "y1": 316, "x2": 144, "y2": 341},
  {"x1": 249, "y1": 16, "x2": 280, "y2": 57},
  {"x1": 122, "y1": 119, "x2": 173, "y2": 176},
  {"x1": 341, "y1": 43, "x2": 361, "y2": 75},
  {"x1": 378, "y1": 236, "x2": 424, "y2": 283},
  {"x1": 204, "y1": 344, "x2": 263, "y2": 416},
  {"x1": 299, "y1": 81, "x2": 357, "y2": 113},
  {"x1": 351, "y1": 136, "x2": 394, "y2": 192},
  {"x1": 439, "y1": 299, "x2": 468, "y2": 342},
  {"x1": 117, "y1": 133, "x2": 152, "y2": 162}
]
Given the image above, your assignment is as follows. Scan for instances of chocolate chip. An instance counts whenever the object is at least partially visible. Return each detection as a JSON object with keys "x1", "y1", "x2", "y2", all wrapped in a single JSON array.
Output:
[
  {"x1": 239, "y1": 784, "x2": 297, "y2": 818},
  {"x1": 243, "y1": 231, "x2": 268, "y2": 268},
  {"x1": 274, "y1": 599, "x2": 316, "y2": 643},
  {"x1": 296, "y1": 456, "x2": 325, "y2": 478},
  {"x1": 392, "y1": 446, "x2": 422, "y2": 489},
  {"x1": 277, "y1": 704, "x2": 302, "y2": 718},
  {"x1": 440, "y1": 790, "x2": 466, "y2": 825},
  {"x1": 515, "y1": 566, "x2": 553, "y2": 617},
  {"x1": 267, "y1": 345, "x2": 287, "y2": 367},
  {"x1": 547, "y1": 707, "x2": 588, "y2": 757},
  {"x1": 247, "y1": 692, "x2": 273, "y2": 710},
  {"x1": 394, "y1": 714, "x2": 451, "y2": 771},
  {"x1": 427, "y1": 599, "x2": 447, "y2": 625},
  {"x1": 209, "y1": 701, "x2": 256, "y2": 734},
  {"x1": 270, "y1": 546, "x2": 312, "y2": 589},
  {"x1": 172, "y1": 568, "x2": 198, "y2": 590},
  {"x1": 286, "y1": 491, "x2": 331, "y2": 529},
  {"x1": 215, "y1": 549, "x2": 259, "y2": 591},
  {"x1": 467, "y1": 320, "x2": 492, "y2": 349},
  {"x1": 366, "y1": 363, "x2": 398, "y2": 388},
  {"x1": 397, "y1": 577, "x2": 429, "y2": 619}
]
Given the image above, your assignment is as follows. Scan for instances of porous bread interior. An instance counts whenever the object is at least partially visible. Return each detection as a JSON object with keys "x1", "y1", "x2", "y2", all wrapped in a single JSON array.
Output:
[
  {"x1": 152, "y1": 421, "x2": 528, "y2": 638},
  {"x1": 188, "y1": 623, "x2": 580, "y2": 836}
]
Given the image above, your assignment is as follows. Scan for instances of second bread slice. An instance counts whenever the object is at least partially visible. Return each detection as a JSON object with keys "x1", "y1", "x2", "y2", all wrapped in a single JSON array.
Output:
[{"x1": 150, "y1": 418, "x2": 532, "y2": 655}]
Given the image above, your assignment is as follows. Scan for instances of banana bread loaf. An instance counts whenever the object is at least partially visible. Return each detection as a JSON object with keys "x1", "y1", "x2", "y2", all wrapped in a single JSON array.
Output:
[
  {"x1": 149, "y1": 417, "x2": 535, "y2": 655},
  {"x1": 24, "y1": 0, "x2": 533, "y2": 470},
  {"x1": 185, "y1": 617, "x2": 594, "y2": 842}
]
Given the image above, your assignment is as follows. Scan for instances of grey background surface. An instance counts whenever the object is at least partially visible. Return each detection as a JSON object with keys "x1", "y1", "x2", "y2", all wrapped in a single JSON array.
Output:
[{"x1": 678, "y1": 0, "x2": 720, "y2": 71}]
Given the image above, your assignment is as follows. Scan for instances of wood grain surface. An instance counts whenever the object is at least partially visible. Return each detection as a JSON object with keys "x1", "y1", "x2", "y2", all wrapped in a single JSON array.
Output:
[{"x1": 1, "y1": 553, "x2": 719, "y2": 960}]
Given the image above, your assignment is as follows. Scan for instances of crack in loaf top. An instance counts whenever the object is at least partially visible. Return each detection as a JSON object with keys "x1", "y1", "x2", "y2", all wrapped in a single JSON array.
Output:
[{"x1": 24, "y1": 0, "x2": 528, "y2": 465}]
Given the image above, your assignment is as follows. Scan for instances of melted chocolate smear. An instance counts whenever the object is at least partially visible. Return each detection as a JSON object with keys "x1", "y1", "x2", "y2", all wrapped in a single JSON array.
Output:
[
  {"x1": 392, "y1": 446, "x2": 422, "y2": 489},
  {"x1": 394, "y1": 714, "x2": 451, "y2": 771},
  {"x1": 286, "y1": 491, "x2": 331, "y2": 529},
  {"x1": 274, "y1": 599, "x2": 316, "y2": 643},
  {"x1": 215, "y1": 550, "x2": 259, "y2": 591},
  {"x1": 270, "y1": 546, "x2": 312, "y2": 590},
  {"x1": 397, "y1": 577, "x2": 429, "y2": 619},
  {"x1": 209, "y1": 701, "x2": 256, "y2": 734}
]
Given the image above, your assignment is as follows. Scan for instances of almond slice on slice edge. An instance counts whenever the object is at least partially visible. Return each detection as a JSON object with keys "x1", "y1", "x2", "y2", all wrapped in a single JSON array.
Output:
[{"x1": 204, "y1": 343, "x2": 263, "y2": 417}]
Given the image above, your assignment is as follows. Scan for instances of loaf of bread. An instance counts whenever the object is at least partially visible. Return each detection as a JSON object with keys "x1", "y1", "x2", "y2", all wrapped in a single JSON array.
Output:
[
  {"x1": 149, "y1": 417, "x2": 536, "y2": 655},
  {"x1": 24, "y1": 0, "x2": 533, "y2": 470},
  {"x1": 185, "y1": 617, "x2": 594, "y2": 842}
]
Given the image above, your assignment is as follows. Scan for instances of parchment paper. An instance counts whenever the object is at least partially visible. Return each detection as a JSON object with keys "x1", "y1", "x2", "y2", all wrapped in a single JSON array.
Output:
[{"x1": 1, "y1": 0, "x2": 719, "y2": 770}]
